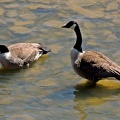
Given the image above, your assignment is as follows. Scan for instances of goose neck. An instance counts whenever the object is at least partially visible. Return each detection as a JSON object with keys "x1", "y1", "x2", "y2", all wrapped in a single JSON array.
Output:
[{"x1": 73, "y1": 25, "x2": 83, "y2": 52}]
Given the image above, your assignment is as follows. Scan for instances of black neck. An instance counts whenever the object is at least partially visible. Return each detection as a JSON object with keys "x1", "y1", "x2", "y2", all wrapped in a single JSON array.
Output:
[{"x1": 73, "y1": 24, "x2": 83, "y2": 52}]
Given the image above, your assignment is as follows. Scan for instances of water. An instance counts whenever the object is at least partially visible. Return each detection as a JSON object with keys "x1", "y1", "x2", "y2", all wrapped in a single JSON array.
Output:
[{"x1": 0, "y1": 0, "x2": 120, "y2": 120}]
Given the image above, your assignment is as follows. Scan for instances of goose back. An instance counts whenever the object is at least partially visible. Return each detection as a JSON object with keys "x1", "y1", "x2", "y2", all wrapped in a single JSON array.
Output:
[{"x1": 8, "y1": 43, "x2": 43, "y2": 60}]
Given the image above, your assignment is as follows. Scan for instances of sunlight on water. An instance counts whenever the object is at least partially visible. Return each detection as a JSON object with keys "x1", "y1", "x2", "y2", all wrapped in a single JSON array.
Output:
[{"x1": 0, "y1": 0, "x2": 120, "y2": 120}]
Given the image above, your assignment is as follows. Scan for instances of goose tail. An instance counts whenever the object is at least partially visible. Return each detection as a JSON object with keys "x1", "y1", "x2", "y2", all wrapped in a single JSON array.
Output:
[
  {"x1": 39, "y1": 43, "x2": 51, "y2": 54},
  {"x1": 110, "y1": 65, "x2": 120, "y2": 81},
  {"x1": 115, "y1": 75, "x2": 120, "y2": 80},
  {"x1": 41, "y1": 47, "x2": 51, "y2": 54},
  {"x1": 114, "y1": 70, "x2": 120, "y2": 80}
]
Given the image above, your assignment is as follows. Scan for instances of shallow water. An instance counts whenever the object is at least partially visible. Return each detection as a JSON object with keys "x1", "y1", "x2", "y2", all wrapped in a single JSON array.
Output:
[{"x1": 0, "y1": 0, "x2": 120, "y2": 120}]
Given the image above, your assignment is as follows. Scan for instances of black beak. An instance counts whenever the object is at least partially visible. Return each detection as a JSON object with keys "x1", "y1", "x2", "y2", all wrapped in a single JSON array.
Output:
[{"x1": 61, "y1": 25, "x2": 66, "y2": 28}]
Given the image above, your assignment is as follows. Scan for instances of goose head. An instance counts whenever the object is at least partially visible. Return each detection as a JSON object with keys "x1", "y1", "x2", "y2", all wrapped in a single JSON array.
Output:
[
  {"x1": 62, "y1": 21, "x2": 77, "y2": 30},
  {"x1": 0, "y1": 45, "x2": 9, "y2": 54},
  {"x1": 62, "y1": 21, "x2": 83, "y2": 52},
  {"x1": 0, "y1": 45, "x2": 11, "y2": 59}
]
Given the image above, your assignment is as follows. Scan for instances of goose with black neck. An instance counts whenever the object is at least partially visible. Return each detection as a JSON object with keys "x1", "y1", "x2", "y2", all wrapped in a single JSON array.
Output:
[{"x1": 62, "y1": 21, "x2": 120, "y2": 85}]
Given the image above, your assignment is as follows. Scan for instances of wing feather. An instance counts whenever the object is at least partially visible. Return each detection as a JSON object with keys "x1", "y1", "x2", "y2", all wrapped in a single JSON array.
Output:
[
  {"x1": 75, "y1": 51, "x2": 120, "y2": 79},
  {"x1": 8, "y1": 43, "x2": 42, "y2": 60}
]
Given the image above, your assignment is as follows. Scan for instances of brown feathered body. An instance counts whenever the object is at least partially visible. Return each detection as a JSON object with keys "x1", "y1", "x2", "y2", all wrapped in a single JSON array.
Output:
[
  {"x1": 71, "y1": 48, "x2": 120, "y2": 82},
  {"x1": 62, "y1": 21, "x2": 120, "y2": 83},
  {"x1": 9, "y1": 43, "x2": 44, "y2": 61},
  {"x1": 0, "y1": 43, "x2": 50, "y2": 69},
  {"x1": 0, "y1": 51, "x2": 24, "y2": 69}
]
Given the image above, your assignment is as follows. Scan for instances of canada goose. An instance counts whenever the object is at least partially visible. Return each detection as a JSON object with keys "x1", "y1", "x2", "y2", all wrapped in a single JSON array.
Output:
[
  {"x1": 0, "y1": 43, "x2": 50, "y2": 69},
  {"x1": 62, "y1": 21, "x2": 120, "y2": 83}
]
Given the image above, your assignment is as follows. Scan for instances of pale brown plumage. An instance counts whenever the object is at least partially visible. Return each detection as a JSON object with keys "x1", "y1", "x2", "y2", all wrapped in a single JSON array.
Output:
[
  {"x1": 0, "y1": 51, "x2": 24, "y2": 69},
  {"x1": 9, "y1": 43, "x2": 44, "y2": 63},
  {"x1": 0, "y1": 43, "x2": 50, "y2": 69}
]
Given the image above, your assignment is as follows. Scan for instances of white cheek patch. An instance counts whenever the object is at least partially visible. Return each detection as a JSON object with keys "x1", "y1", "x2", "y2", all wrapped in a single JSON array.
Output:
[
  {"x1": 70, "y1": 24, "x2": 76, "y2": 29},
  {"x1": 3, "y1": 52, "x2": 11, "y2": 59}
]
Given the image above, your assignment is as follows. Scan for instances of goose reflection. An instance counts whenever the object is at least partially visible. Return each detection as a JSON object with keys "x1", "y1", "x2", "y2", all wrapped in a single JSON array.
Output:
[{"x1": 73, "y1": 80, "x2": 120, "y2": 120}]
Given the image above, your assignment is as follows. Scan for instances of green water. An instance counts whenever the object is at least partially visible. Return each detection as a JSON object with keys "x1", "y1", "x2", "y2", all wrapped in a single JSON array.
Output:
[{"x1": 0, "y1": 0, "x2": 120, "y2": 120}]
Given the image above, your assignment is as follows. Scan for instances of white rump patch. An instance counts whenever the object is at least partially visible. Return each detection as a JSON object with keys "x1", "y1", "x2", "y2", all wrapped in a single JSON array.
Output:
[
  {"x1": 70, "y1": 24, "x2": 76, "y2": 29},
  {"x1": 34, "y1": 52, "x2": 42, "y2": 60}
]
